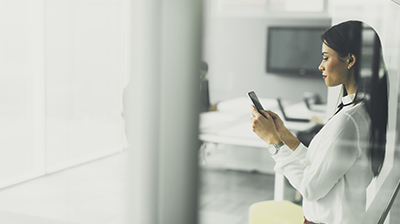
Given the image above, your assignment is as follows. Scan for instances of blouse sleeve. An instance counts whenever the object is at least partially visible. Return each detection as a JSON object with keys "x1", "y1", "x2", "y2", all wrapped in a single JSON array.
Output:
[{"x1": 271, "y1": 113, "x2": 362, "y2": 202}]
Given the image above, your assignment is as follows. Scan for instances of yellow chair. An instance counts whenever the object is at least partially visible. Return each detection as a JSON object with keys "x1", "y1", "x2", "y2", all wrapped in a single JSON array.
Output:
[{"x1": 249, "y1": 200, "x2": 304, "y2": 224}]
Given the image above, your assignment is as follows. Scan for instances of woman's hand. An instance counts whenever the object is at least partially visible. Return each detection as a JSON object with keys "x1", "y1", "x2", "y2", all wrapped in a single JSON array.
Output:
[
  {"x1": 251, "y1": 107, "x2": 300, "y2": 150},
  {"x1": 251, "y1": 106, "x2": 281, "y2": 145},
  {"x1": 264, "y1": 110, "x2": 286, "y2": 136}
]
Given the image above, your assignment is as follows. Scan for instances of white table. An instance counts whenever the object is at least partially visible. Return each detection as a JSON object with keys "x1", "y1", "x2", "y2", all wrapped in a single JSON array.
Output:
[{"x1": 199, "y1": 97, "x2": 325, "y2": 201}]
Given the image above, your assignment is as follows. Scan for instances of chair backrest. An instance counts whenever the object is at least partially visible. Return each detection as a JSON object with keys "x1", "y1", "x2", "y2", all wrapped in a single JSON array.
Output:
[
  {"x1": 377, "y1": 179, "x2": 400, "y2": 224},
  {"x1": 363, "y1": 169, "x2": 400, "y2": 224}
]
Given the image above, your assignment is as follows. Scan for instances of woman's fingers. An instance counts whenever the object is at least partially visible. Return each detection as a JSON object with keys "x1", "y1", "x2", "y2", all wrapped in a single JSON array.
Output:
[
  {"x1": 260, "y1": 110, "x2": 271, "y2": 119},
  {"x1": 267, "y1": 110, "x2": 277, "y2": 116},
  {"x1": 266, "y1": 110, "x2": 279, "y2": 119},
  {"x1": 251, "y1": 106, "x2": 262, "y2": 118},
  {"x1": 250, "y1": 107, "x2": 281, "y2": 144}
]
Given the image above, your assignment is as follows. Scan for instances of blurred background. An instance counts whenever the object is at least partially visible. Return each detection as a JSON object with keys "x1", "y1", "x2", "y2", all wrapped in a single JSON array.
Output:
[{"x1": 0, "y1": 0, "x2": 399, "y2": 224}]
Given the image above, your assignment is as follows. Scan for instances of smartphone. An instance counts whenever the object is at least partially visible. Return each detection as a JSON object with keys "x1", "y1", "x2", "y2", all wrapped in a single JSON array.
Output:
[{"x1": 248, "y1": 91, "x2": 265, "y2": 113}]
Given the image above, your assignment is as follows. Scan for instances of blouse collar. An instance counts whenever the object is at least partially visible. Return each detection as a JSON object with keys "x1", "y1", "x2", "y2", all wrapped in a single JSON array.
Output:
[{"x1": 342, "y1": 93, "x2": 356, "y2": 106}]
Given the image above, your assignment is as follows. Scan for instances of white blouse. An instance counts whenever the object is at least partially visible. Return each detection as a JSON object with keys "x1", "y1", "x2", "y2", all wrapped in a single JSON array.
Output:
[{"x1": 272, "y1": 94, "x2": 374, "y2": 224}]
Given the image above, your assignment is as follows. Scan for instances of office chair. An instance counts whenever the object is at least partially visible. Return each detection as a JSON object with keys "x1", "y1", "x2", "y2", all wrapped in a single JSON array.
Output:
[
  {"x1": 249, "y1": 200, "x2": 304, "y2": 224},
  {"x1": 377, "y1": 178, "x2": 400, "y2": 224}
]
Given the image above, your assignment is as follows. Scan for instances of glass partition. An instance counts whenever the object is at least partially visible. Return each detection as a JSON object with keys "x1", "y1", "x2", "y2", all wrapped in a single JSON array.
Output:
[{"x1": 199, "y1": 0, "x2": 400, "y2": 223}]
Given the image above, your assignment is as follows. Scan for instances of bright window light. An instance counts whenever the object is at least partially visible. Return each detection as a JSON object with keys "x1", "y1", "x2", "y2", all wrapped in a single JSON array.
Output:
[{"x1": 284, "y1": 0, "x2": 324, "y2": 12}]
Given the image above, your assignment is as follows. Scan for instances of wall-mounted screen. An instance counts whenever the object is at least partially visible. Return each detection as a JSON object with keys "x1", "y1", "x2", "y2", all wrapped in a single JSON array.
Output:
[{"x1": 266, "y1": 26, "x2": 328, "y2": 76}]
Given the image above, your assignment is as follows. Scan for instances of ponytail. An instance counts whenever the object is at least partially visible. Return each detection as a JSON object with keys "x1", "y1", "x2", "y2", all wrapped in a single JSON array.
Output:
[{"x1": 367, "y1": 71, "x2": 388, "y2": 176}]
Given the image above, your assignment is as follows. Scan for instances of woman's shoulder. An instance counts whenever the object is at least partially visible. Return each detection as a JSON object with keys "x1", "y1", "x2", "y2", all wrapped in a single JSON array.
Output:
[
  {"x1": 335, "y1": 102, "x2": 370, "y2": 127},
  {"x1": 320, "y1": 103, "x2": 370, "y2": 144}
]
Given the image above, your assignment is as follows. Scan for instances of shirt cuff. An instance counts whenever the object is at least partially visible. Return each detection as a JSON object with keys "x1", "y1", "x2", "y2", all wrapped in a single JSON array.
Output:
[
  {"x1": 271, "y1": 142, "x2": 308, "y2": 173},
  {"x1": 291, "y1": 142, "x2": 307, "y2": 160},
  {"x1": 271, "y1": 144, "x2": 293, "y2": 163}
]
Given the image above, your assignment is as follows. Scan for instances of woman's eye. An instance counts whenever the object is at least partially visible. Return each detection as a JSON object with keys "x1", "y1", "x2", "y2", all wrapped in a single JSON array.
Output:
[{"x1": 322, "y1": 57, "x2": 328, "y2": 61}]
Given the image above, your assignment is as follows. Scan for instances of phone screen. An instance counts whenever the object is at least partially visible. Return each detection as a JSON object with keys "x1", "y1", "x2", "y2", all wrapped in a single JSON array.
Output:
[{"x1": 248, "y1": 91, "x2": 265, "y2": 112}]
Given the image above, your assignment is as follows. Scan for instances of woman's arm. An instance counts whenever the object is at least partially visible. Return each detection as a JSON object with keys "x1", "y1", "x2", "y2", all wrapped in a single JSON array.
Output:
[{"x1": 273, "y1": 113, "x2": 361, "y2": 201}]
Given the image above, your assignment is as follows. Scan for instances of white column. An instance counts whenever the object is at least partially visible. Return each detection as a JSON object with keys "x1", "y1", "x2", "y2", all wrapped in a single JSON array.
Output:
[
  {"x1": 124, "y1": 0, "x2": 202, "y2": 223},
  {"x1": 158, "y1": 1, "x2": 202, "y2": 223},
  {"x1": 124, "y1": 0, "x2": 162, "y2": 223}
]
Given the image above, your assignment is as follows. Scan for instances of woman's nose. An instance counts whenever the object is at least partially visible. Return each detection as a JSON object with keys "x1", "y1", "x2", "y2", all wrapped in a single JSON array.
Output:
[{"x1": 318, "y1": 62, "x2": 324, "y2": 72}]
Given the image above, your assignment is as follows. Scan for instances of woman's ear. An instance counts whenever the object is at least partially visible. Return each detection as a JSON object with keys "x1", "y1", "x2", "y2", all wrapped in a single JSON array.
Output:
[{"x1": 348, "y1": 54, "x2": 356, "y2": 68}]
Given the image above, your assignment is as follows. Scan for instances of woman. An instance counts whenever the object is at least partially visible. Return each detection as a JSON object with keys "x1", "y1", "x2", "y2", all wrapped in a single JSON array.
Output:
[{"x1": 251, "y1": 21, "x2": 388, "y2": 224}]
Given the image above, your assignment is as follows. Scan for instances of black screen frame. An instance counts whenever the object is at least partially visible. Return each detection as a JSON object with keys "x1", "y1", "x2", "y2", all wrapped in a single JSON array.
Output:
[{"x1": 266, "y1": 26, "x2": 328, "y2": 76}]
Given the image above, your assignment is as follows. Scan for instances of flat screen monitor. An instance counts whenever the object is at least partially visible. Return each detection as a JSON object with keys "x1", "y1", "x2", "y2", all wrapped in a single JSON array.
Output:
[{"x1": 266, "y1": 26, "x2": 328, "y2": 76}]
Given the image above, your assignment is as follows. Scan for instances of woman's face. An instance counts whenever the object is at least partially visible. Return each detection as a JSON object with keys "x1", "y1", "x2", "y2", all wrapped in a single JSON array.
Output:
[{"x1": 318, "y1": 43, "x2": 350, "y2": 87}]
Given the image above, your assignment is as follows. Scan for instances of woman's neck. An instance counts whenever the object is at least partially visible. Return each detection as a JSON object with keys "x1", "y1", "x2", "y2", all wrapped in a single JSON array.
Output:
[
  {"x1": 344, "y1": 80, "x2": 357, "y2": 95},
  {"x1": 344, "y1": 71, "x2": 357, "y2": 95}
]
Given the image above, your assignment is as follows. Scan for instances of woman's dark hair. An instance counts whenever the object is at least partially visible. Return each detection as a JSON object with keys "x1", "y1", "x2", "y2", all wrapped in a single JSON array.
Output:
[{"x1": 321, "y1": 20, "x2": 388, "y2": 177}]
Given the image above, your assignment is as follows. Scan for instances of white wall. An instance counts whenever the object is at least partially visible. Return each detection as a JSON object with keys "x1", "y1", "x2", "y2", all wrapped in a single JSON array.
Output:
[
  {"x1": 44, "y1": 0, "x2": 125, "y2": 173},
  {"x1": 203, "y1": 1, "x2": 331, "y2": 104},
  {"x1": 0, "y1": 0, "x2": 46, "y2": 187},
  {"x1": 0, "y1": 0, "x2": 125, "y2": 188}
]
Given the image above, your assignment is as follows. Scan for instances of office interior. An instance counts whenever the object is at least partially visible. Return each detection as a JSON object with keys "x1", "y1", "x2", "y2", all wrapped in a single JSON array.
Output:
[{"x1": 0, "y1": 0, "x2": 400, "y2": 224}]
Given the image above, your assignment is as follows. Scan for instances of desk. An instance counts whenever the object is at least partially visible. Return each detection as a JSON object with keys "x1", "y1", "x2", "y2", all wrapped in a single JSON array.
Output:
[{"x1": 199, "y1": 97, "x2": 325, "y2": 201}]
